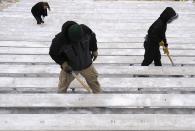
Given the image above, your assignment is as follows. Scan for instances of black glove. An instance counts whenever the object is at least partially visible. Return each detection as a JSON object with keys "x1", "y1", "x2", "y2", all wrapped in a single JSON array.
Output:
[
  {"x1": 61, "y1": 62, "x2": 72, "y2": 74},
  {"x1": 164, "y1": 43, "x2": 168, "y2": 47},
  {"x1": 91, "y1": 51, "x2": 98, "y2": 61}
]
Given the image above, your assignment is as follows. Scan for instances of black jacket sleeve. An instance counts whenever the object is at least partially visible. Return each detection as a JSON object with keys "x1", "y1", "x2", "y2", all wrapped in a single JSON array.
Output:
[
  {"x1": 49, "y1": 35, "x2": 68, "y2": 65},
  {"x1": 45, "y1": 2, "x2": 50, "y2": 11},
  {"x1": 81, "y1": 24, "x2": 98, "y2": 52},
  {"x1": 161, "y1": 25, "x2": 168, "y2": 47},
  {"x1": 42, "y1": 9, "x2": 48, "y2": 17},
  {"x1": 42, "y1": 2, "x2": 50, "y2": 17},
  {"x1": 89, "y1": 33, "x2": 98, "y2": 51}
]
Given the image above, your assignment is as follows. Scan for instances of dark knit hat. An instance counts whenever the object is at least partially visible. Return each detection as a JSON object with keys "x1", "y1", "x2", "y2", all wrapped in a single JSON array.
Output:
[{"x1": 68, "y1": 24, "x2": 83, "y2": 42}]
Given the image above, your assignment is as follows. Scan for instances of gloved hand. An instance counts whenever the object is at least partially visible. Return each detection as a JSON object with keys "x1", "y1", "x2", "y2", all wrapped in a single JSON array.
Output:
[
  {"x1": 163, "y1": 47, "x2": 169, "y2": 55},
  {"x1": 91, "y1": 51, "x2": 98, "y2": 61},
  {"x1": 160, "y1": 41, "x2": 168, "y2": 47},
  {"x1": 61, "y1": 62, "x2": 72, "y2": 74},
  {"x1": 159, "y1": 41, "x2": 164, "y2": 46}
]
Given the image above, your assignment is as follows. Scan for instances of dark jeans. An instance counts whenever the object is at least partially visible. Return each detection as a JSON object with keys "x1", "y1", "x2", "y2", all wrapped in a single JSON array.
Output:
[
  {"x1": 141, "y1": 41, "x2": 162, "y2": 66},
  {"x1": 31, "y1": 11, "x2": 43, "y2": 24}
]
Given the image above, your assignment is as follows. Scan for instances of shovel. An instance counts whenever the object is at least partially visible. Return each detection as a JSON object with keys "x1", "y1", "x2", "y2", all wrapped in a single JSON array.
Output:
[{"x1": 71, "y1": 72, "x2": 92, "y2": 93}]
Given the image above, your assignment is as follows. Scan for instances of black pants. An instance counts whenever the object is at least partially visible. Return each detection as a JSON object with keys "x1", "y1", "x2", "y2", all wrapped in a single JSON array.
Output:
[
  {"x1": 141, "y1": 41, "x2": 162, "y2": 66},
  {"x1": 31, "y1": 10, "x2": 43, "y2": 24}
]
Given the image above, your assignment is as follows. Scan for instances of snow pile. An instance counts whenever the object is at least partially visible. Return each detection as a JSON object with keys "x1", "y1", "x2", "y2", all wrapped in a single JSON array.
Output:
[{"x1": 0, "y1": 0, "x2": 17, "y2": 11}]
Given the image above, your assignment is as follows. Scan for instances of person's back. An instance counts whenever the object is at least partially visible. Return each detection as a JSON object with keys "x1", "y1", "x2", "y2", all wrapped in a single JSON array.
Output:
[
  {"x1": 50, "y1": 21, "x2": 97, "y2": 70},
  {"x1": 147, "y1": 18, "x2": 166, "y2": 46},
  {"x1": 31, "y1": 2, "x2": 42, "y2": 14}
]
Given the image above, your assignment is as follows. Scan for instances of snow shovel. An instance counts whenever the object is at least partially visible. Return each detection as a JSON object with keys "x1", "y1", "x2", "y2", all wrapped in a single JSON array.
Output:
[
  {"x1": 160, "y1": 41, "x2": 174, "y2": 66},
  {"x1": 163, "y1": 46, "x2": 175, "y2": 66},
  {"x1": 71, "y1": 72, "x2": 92, "y2": 93},
  {"x1": 167, "y1": 53, "x2": 174, "y2": 66}
]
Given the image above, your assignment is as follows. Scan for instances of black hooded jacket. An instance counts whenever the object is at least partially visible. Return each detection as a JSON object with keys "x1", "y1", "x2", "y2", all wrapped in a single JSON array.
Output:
[
  {"x1": 146, "y1": 7, "x2": 177, "y2": 47},
  {"x1": 49, "y1": 21, "x2": 98, "y2": 71},
  {"x1": 31, "y1": 2, "x2": 50, "y2": 17}
]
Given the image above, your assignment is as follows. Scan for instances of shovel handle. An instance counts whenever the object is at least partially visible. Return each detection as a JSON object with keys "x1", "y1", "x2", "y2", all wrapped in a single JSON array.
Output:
[
  {"x1": 71, "y1": 72, "x2": 92, "y2": 93},
  {"x1": 167, "y1": 54, "x2": 175, "y2": 66},
  {"x1": 160, "y1": 41, "x2": 174, "y2": 66}
]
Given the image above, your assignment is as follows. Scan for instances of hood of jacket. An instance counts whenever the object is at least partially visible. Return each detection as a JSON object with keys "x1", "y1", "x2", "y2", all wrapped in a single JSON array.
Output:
[{"x1": 159, "y1": 7, "x2": 177, "y2": 23}]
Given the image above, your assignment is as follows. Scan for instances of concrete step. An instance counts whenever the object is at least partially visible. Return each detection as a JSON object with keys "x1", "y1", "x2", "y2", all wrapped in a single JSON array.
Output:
[
  {"x1": 0, "y1": 55, "x2": 194, "y2": 65},
  {"x1": 0, "y1": 65, "x2": 194, "y2": 77},
  {"x1": 1, "y1": 94, "x2": 195, "y2": 108},
  {"x1": 0, "y1": 47, "x2": 195, "y2": 56},
  {"x1": 0, "y1": 77, "x2": 194, "y2": 93},
  {"x1": 0, "y1": 41, "x2": 194, "y2": 49},
  {"x1": 0, "y1": 114, "x2": 195, "y2": 130}
]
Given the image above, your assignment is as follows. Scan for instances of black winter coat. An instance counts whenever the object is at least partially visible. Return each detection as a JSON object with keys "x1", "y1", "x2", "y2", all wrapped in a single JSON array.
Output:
[
  {"x1": 49, "y1": 21, "x2": 98, "y2": 71},
  {"x1": 31, "y1": 2, "x2": 50, "y2": 17},
  {"x1": 146, "y1": 7, "x2": 177, "y2": 47}
]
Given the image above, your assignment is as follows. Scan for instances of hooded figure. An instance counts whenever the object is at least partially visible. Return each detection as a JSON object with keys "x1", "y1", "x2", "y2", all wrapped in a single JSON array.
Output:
[
  {"x1": 141, "y1": 7, "x2": 178, "y2": 66},
  {"x1": 49, "y1": 21, "x2": 101, "y2": 93},
  {"x1": 31, "y1": 2, "x2": 50, "y2": 24}
]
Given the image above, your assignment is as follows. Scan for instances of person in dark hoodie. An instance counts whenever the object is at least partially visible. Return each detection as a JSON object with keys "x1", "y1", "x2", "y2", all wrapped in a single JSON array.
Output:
[
  {"x1": 141, "y1": 7, "x2": 178, "y2": 66},
  {"x1": 49, "y1": 21, "x2": 101, "y2": 93},
  {"x1": 31, "y1": 2, "x2": 50, "y2": 24}
]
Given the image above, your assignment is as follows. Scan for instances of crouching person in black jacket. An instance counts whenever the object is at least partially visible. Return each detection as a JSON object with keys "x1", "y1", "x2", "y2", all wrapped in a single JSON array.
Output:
[
  {"x1": 141, "y1": 7, "x2": 178, "y2": 66},
  {"x1": 49, "y1": 21, "x2": 101, "y2": 93},
  {"x1": 31, "y1": 2, "x2": 50, "y2": 24}
]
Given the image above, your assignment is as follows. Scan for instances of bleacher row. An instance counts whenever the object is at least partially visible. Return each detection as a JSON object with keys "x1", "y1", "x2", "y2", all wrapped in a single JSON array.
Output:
[{"x1": 0, "y1": 0, "x2": 195, "y2": 130}]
